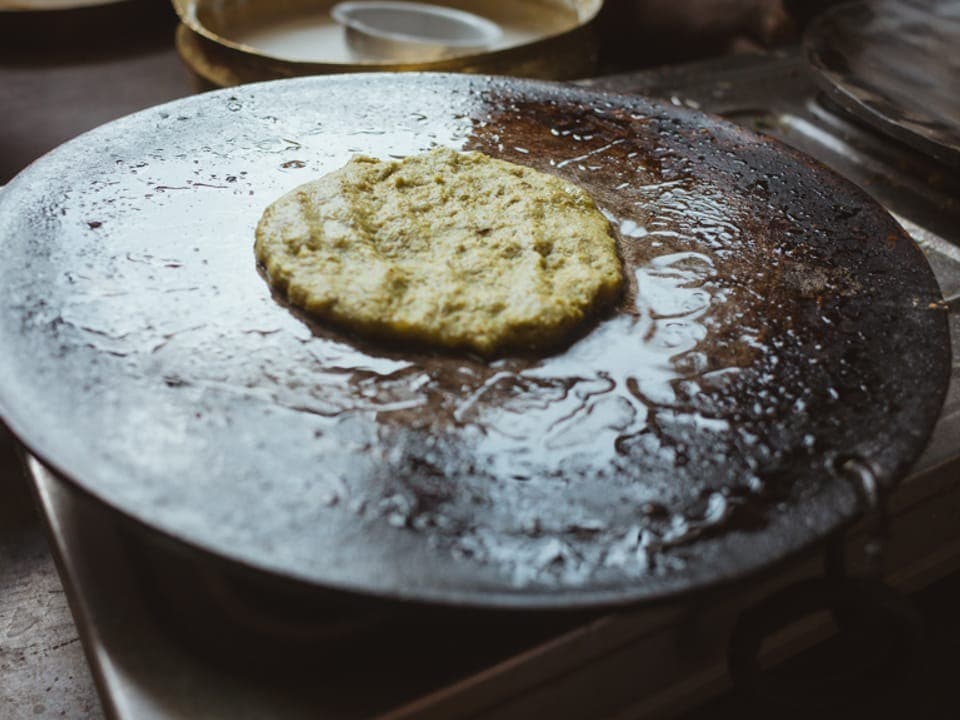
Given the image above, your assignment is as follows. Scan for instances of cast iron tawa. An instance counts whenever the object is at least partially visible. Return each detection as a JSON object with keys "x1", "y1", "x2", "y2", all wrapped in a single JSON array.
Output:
[{"x1": 0, "y1": 75, "x2": 950, "y2": 607}]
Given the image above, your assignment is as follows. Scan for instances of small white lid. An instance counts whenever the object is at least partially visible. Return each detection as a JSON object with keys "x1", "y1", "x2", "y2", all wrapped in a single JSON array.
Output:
[{"x1": 331, "y1": 1, "x2": 502, "y2": 57}]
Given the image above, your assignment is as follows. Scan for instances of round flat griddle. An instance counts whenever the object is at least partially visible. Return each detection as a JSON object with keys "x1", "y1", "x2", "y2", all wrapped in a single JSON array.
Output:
[
  {"x1": 805, "y1": 0, "x2": 960, "y2": 168},
  {"x1": 0, "y1": 75, "x2": 950, "y2": 608}
]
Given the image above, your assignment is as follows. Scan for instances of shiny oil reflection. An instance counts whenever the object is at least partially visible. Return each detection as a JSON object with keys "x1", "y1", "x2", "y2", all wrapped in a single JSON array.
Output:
[{"x1": 0, "y1": 76, "x2": 942, "y2": 597}]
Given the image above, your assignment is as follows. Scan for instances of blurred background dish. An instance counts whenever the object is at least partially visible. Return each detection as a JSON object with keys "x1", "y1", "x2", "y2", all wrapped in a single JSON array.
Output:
[
  {"x1": 0, "y1": 0, "x2": 127, "y2": 9},
  {"x1": 171, "y1": 0, "x2": 602, "y2": 85},
  {"x1": 805, "y1": 0, "x2": 960, "y2": 168}
]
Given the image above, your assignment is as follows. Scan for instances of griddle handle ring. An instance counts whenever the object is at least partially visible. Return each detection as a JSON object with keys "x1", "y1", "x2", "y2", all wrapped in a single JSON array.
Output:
[{"x1": 727, "y1": 575, "x2": 922, "y2": 711}]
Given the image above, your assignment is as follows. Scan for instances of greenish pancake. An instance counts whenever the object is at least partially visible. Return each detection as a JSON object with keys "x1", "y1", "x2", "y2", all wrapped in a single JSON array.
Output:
[{"x1": 255, "y1": 147, "x2": 622, "y2": 355}]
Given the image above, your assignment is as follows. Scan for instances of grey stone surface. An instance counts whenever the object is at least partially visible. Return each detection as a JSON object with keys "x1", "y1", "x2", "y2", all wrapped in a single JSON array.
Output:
[{"x1": 0, "y1": 431, "x2": 100, "y2": 719}]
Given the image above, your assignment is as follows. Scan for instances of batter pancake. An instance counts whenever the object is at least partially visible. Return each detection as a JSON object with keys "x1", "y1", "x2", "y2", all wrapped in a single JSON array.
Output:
[{"x1": 255, "y1": 147, "x2": 623, "y2": 355}]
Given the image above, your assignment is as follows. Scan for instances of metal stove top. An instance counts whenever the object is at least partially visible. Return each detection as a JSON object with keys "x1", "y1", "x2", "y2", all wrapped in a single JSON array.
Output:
[{"x1": 23, "y1": 50, "x2": 960, "y2": 719}]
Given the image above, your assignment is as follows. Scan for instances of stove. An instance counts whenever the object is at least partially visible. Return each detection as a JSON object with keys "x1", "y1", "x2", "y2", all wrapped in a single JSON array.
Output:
[{"x1": 15, "y1": 50, "x2": 960, "y2": 719}]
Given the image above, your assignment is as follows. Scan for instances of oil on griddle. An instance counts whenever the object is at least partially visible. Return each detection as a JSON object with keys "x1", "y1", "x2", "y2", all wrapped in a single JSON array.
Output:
[{"x1": 0, "y1": 76, "x2": 948, "y2": 606}]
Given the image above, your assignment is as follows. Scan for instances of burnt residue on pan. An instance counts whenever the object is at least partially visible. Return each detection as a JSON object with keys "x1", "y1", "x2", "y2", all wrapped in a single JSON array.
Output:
[
  {"x1": 328, "y1": 83, "x2": 948, "y2": 586},
  {"x1": 0, "y1": 75, "x2": 950, "y2": 606}
]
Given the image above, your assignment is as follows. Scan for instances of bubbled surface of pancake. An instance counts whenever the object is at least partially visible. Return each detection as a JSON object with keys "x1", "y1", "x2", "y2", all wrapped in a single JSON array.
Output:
[{"x1": 254, "y1": 147, "x2": 623, "y2": 355}]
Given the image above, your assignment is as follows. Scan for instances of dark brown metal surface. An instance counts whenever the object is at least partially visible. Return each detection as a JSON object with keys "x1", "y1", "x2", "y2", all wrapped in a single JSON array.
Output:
[{"x1": 0, "y1": 74, "x2": 950, "y2": 608}]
